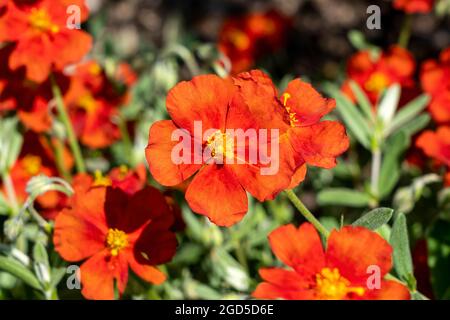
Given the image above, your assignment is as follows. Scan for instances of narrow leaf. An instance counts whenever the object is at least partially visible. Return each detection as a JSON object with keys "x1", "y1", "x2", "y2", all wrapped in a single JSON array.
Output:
[
  {"x1": 390, "y1": 213, "x2": 414, "y2": 283},
  {"x1": 378, "y1": 84, "x2": 401, "y2": 126},
  {"x1": 388, "y1": 94, "x2": 430, "y2": 135},
  {"x1": 352, "y1": 207, "x2": 394, "y2": 230},
  {"x1": 0, "y1": 256, "x2": 42, "y2": 290},
  {"x1": 317, "y1": 188, "x2": 371, "y2": 207}
]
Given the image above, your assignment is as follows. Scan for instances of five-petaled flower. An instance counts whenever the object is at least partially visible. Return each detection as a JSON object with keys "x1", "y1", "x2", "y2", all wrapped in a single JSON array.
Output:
[
  {"x1": 253, "y1": 223, "x2": 410, "y2": 300},
  {"x1": 0, "y1": 0, "x2": 92, "y2": 83},
  {"x1": 342, "y1": 46, "x2": 416, "y2": 106},
  {"x1": 146, "y1": 74, "x2": 297, "y2": 226},
  {"x1": 54, "y1": 186, "x2": 177, "y2": 300},
  {"x1": 218, "y1": 10, "x2": 289, "y2": 74},
  {"x1": 64, "y1": 60, "x2": 136, "y2": 148}
]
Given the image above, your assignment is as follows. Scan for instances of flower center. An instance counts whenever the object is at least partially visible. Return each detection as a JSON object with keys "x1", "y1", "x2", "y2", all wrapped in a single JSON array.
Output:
[
  {"x1": 117, "y1": 165, "x2": 129, "y2": 180},
  {"x1": 28, "y1": 8, "x2": 59, "y2": 34},
  {"x1": 228, "y1": 29, "x2": 251, "y2": 51},
  {"x1": 21, "y1": 155, "x2": 42, "y2": 176},
  {"x1": 206, "y1": 130, "x2": 235, "y2": 160},
  {"x1": 281, "y1": 92, "x2": 299, "y2": 127},
  {"x1": 315, "y1": 268, "x2": 365, "y2": 300},
  {"x1": 106, "y1": 228, "x2": 129, "y2": 256},
  {"x1": 364, "y1": 72, "x2": 389, "y2": 93},
  {"x1": 93, "y1": 170, "x2": 112, "y2": 187},
  {"x1": 78, "y1": 94, "x2": 98, "y2": 114}
]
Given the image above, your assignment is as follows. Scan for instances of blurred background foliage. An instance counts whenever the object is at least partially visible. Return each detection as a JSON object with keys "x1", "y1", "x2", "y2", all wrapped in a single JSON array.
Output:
[{"x1": 1, "y1": 0, "x2": 450, "y2": 300}]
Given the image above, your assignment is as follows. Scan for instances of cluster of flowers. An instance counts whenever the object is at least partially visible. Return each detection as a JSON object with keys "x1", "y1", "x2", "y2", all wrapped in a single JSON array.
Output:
[
  {"x1": 2, "y1": 0, "x2": 442, "y2": 300},
  {"x1": 342, "y1": 44, "x2": 450, "y2": 185}
]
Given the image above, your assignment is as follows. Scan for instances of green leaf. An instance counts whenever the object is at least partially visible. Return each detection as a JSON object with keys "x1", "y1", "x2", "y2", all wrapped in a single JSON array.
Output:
[
  {"x1": 411, "y1": 291, "x2": 429, "y2": 300},
  {"x1": 352, "y1": 207, "x2": 393, "y2": 230},
  {"x1": 0, "y1": 256, "x2": 42, "y2": 291},
  {"x1": 378, "y1": 131, "x2": 410, "y2": 198},
  {"x1": 390, "y1": 213, "x2": 414, "y2": 285},
  {"x1": 325, "y1": 84, "x2": 371, "y2": 149},
  {"x1": 33, "y1": 242, "x2": 51, "y2": 287},
  {"x1": 317, "y1": 188, "x2": 371, "y2": 207},
  {"x1": 349, "y1": 81, "x2": 374, "y2": 121},
  {"x1": 387, "y1": 94, "x2": 430, "y2": 135},
  {"x1": 401, "y1": 113, "x2": 431, "y2": 137},
  {"x1": 377, "y1": 84, "x2": 400, "y2": 126}
]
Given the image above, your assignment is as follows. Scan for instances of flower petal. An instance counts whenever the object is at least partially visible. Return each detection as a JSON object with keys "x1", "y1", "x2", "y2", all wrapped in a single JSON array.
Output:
[
  {"x1": 326, "y1": 226, "x2": 393, "y2": 284},
  {"x1": 283, "y1": 79, "x2": 336, "y2": 126},
  {"x1": 166, "y1": 74, "x2": 234, "y2": 134},
  {"x1": 289, "y1": 121, "x2": 349, "y2": 169},
  {"x1": 269, "y1": 223, "x2": 325, "y2": 272},
  {"x1": 146, "y1": 120, "x2": 201, "y2": 186},
  {"x1": 185, "y1": 164, "x2": 248, "y2": 226},
  {"x1": 253, "y1": 268, "x2": 314, "y2": 300},
  {"x1": 364, "y1": 280, "x2": 411, "y2": 300},
  {"x1": 80, "y1": 250, "x2": 128, "y2": 300}
]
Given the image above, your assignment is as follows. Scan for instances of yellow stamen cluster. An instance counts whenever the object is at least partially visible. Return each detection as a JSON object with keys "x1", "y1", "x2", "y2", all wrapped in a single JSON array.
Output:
[
  {"x1": 364, "y1": 72, "x2": 389, "y2": 93},
  {"x1": 206, "y1": 130, "x2": 234, "y2": 160},
  {"x1": 315, "y1": 268, "x2": 365, "y2": 300},
  {"x1": 228, "y1": 29, "x2": 251, "y2": 51},
  {"x1": 22, "y1": 155, "x2": 42, "y2": 176},
  {"x1": 93, "y1": 170, "x2": 112, "y2": 187},
  {"x1": 78, "y1": 94, "x2": 98, "y2": 114},
  {"x1": 28, "y1": 8, "x2": 60, "y2": 34},
  {"x1": 282, "y1": 93, "x2": 299, "y2": 127},
  {"x1": 106, "y1": 228, "x2": 129, "y2": 257}
]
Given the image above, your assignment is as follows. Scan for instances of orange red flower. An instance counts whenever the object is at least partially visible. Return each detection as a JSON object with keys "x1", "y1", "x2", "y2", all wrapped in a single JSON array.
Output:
[
  {"x1": 72, "y1": 164, "x2": 147, "y2": 195},
  {"x1": 0, "y1": 46, "x2": 70, "y2": 132},
  {"x1": 416, "y1": 126, "x2": 450, "y2": 186},
  {"x1": 342, "y1": 46, "x2": 416, "y2": 106},
  {"x1": 253, "y1": 223, "x2": 410, "y2": 300},
  {"x1": 393, "y1": 0, "x2": 435, "y2": 13},
  {"x1": 64, "y1": 60, "x2": 136, "y2": 148},
  {"x1": 0, "y1": 0, "x2": 92, "y2": 83},
  {"x1": 146, "y1": 74, "x2": 296, "y2": 226},
  {"x1": 53, "y1": 186, "x2": 177, "y2": 300},
  {"x1": 146, "y1": 72, "x2": 348, "y2": 226},
  {"x1": 420, "y1": 47, "x2": 450, "y2": 124},
  {"x1": 218, "y1": 10, "x2": 289, "y2": 74}
]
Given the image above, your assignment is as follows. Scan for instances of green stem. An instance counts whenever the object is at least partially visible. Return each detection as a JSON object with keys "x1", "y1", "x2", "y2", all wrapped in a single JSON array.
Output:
[
  {"x1": 398, "y1": 14, "x2": 413, "y2": 48},
  {"x1": 284, "y1": 190, "x2": 330, "y2": 238},
  {"x1": 370, "y1": 147, "x2": 381, "y2": 204},
  {"x1": 2, "y1": 172, "x2": 19, "y2": 214},
  {"x1": 48, "y1": 136, "x2": 71, "y2": 181},
  {"x1": 118, "y1": 114, "x2": 133, "y2": 164},
  {"x1": 234, "y1": 240, "x2": 249, "y2": 273},
  {"x1": 50, "y1": 75, "x2": 86, "y2": 173}
]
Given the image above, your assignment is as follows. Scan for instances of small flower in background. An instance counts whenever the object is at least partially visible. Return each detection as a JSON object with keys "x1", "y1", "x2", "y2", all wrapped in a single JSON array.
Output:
[
  {"x1": 234, "y1": 70, "x2": 349, "y2": 189},
  {"x1": 0, "y1": 132, "x2": 73, "y2": 219},
  {"x1": 0, "y1": 46, "x2": 70, "y2": 133},
  {"x1": 0, "y1": 0, "x2": 92, "y2": 82},
  {"x1": 218, "y1": 10, "x2": 289, "y2": 74},
  {"x1": 53, "y1": 186, "x2": 177, "y2": 300},
  {"x1": 420, "y1": 47, "x2": 450, "y2": 124},
  {"x1": 72, "y1": 164, "x2": 147, "y2": 195},
  {"x1": 253, "y1": 223, "x2": 410, "y2": 300},
  {"x1": 416, "y1": 126, "x2": 450, "y2": 186},
  {"x1": 393, "y1": 0, "x2": 435, "y2": 14},
  {"x1": 64, "y1": 60, "x2": 136, "y2": 149},
  {"x1": 342, "y1": 46, "x2": 416, "y2": 106}
]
